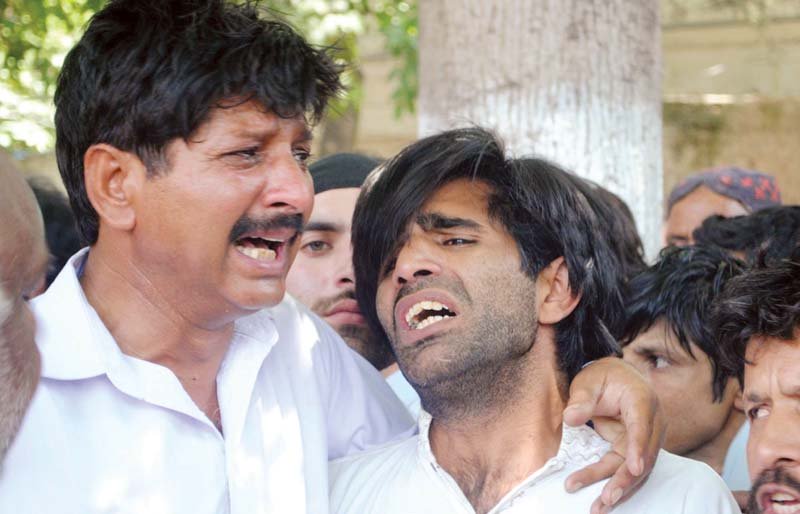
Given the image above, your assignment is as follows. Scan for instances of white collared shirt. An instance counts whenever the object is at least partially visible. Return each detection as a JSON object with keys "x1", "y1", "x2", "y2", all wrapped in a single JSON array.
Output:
[
  {"x1": 0, "y1": 249, "x2": 414, "y2": 514},
  {"x1": 330, "y1": 411, "x2": 740, "y2": 514}
]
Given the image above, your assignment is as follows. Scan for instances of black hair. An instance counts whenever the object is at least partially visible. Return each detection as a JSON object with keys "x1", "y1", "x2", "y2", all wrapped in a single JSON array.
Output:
[
  {"x1": 713, "y1": 245, "x2": 800, "y2": 385},
  {"x1": 693, "y1": 206, "x2": 800, "y2": 264},
  {"x1": 621, "y1": 245, "x2": 744, "y2": 401},
  {"x1": 26, "y1": 178, "x2": 82, "y2": 287},
  {"x1": 351, "y1": 127, "x2": 623, "y2": 382},
  {"x1": 561, "y1": 176, "x2": 646, "y2": 339},
  {"x1": 55, "y1": 0, "x2": 343, "y2": 244}
]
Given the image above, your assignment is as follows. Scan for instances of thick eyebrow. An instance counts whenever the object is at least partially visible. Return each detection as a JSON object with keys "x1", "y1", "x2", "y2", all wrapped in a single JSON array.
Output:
[
  {"x1": 304, "y1": 221, "x2": 342, "y2": 233},
  {"x1": 416, "y1": 212, "x2": 484, "y2": 232}
]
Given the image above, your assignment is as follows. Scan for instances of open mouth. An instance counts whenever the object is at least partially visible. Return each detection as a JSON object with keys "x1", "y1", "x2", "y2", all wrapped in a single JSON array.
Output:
[
  {"x1": 405, "y1": 300, "x2": 457, "y2": 330},
  {"x1": 234, "y1": 236, "x2": 286, "y2": 262},
  {"x1": 759, "y1": 487, "x2": 800, "y2": 514}
]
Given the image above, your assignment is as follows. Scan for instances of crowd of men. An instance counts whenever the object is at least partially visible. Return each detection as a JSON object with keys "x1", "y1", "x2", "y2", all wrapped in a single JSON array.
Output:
[{"x1": 0, "y1": 1, "x2": 798, "y2": 513}]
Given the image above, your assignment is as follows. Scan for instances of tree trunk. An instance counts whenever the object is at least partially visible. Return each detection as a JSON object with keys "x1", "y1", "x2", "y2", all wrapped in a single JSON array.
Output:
[{"x1": 418, "y1": 0, "x2": 662, "y2": 257}]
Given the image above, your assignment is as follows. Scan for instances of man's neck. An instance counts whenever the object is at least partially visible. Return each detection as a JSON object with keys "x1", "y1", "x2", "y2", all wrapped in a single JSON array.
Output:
[
  {"x1": 427, "y1": 333, "x2": 566, "y2": 514},
  {"x1": 80, "y1": 242, "x2": 233, "y2": 430},
  {"x1": 685, "y1": 407, "x2": 746, "y2": 474}
]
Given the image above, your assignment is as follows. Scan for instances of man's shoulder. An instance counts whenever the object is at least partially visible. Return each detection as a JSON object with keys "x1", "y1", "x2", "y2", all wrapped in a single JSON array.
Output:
[
  {"x1": 329, "y1": 435, "x2": 424, "y2": 512},
  {"x1": 330, "y1": 435, "x2": 419, "y2": 487},
  {"x1": 615, "y1": 450, "x2": 740, "y2": 513}
]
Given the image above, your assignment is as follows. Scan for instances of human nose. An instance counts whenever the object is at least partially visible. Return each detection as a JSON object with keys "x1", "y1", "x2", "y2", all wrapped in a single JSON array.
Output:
[
  {"x1": 333, "y1": 241, "x2": 355, "y2": 288},
  {"x1": 750, "y1": 409, "x2": 800, "y2": 478},
  {"x1": 257, "y1": 153, "x2": 314, "y2": 216},
  {"x1": 391, "y1": 232, "x2": 442, "y2": 286}
]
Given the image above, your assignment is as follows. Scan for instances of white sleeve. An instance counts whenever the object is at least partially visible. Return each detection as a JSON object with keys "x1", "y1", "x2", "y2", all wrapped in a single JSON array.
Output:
[{"x1": 312, "y1": 319, "x2": 415, "y2": 460}]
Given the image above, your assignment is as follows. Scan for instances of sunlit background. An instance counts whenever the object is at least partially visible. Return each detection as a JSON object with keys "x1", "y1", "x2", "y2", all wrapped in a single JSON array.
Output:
[{"x1": 1, "y1": 0, "x2": 798, "y2": 204}]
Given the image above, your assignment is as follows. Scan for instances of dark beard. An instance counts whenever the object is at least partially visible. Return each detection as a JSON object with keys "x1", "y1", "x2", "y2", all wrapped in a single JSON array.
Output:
[{"x1": 748, "y1": 467, "x2": 800, "y2": 514}]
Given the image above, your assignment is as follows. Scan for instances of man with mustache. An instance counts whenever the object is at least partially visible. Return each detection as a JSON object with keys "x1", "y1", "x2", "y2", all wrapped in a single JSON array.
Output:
[
  {"x1": 714, "y1": 248, "x2": 800, "y2": 514},
  {"x1": 0, "y1": 1, "x2": 663, "y2": 511},
  {"x1": 331, "y1": 128, "x2": 738, "y2": 514}
]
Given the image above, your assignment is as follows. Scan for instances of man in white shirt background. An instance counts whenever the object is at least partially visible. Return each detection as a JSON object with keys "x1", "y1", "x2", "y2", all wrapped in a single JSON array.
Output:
[
  {"x1": 332, "y1": 127, "x2": 739, "y2": 514},
  {"x1": 713, "y1": 249, "x2": 800, "y2": 514},
  {"x1": 0, "y1": 156, "x2": 48, "y2": 462},
  {"x1": 286, "y1": 152, "x2": 421, "y2": 416},
  {"x1": 621, "y1": 245, "x2": 751, "y2": 504},
  {"x1": 0, "y1": 0, "x2": 668, "y2": 511}
]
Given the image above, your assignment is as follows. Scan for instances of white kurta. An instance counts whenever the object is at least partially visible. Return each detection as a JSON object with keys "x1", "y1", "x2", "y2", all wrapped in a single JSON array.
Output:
[
  {"x1": 0, "y1": 249, "x2": 415, "y2": 514},
  {"x1": 330, "y1": 411, "x2": 741, "y2": 514}
]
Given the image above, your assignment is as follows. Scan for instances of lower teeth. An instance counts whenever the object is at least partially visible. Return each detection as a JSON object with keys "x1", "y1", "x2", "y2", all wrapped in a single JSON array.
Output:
[{"x1": 236, "y1": 245, "x2": 276, "y2": 261}]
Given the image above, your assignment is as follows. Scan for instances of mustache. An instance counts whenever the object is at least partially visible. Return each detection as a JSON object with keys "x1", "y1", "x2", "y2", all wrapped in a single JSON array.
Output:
[
  {"x1": 312, "y1": 289, "x2": 358, "y2": 316},
  {"x1": 229, "y1": 213, "x2": 304, "y2": 243},
  {"x1": 749, "y1": 467, "x2": 800, "y2": 514}
]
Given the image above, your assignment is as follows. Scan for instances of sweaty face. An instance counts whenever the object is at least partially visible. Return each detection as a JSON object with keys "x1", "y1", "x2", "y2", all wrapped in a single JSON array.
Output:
[
  {"x1": 286, "y1": 188, "x2": 393, "y2": 370},
  {"x1": 132, "y1": 101, "x2": 314, "y2": 324},
  {"x1": 623, "y1": 319, "x2": 740, "y2": 456},
  {"x1": 744, "y1": 336, "x2": 800, "y2": 514},
  {"x1": 663, "y1": 186, "x2": 749, "y2": 247},
  {"x1": 375, "y1": 179, "x2": 538, "y2": 391}
]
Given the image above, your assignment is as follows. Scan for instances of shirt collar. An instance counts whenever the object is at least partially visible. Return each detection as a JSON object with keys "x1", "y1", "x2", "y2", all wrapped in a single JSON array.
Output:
[
  {"x1": 415, "y1": 409, "x2": 611, "y2": 503},
  {"x1": 33, "y1": 248, "x2": 280, "y2": 383}
]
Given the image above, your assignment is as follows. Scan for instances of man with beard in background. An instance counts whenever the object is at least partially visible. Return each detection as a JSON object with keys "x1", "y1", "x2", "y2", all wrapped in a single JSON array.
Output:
[{"x1": 714, "y1": 248, "x2": 800, "y2": 514}]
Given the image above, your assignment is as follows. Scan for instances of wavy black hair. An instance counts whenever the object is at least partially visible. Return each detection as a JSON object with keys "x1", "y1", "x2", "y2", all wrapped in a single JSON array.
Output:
[
  {"x1": 692, "y1": 206, "x2": 800, "y2": 265},
  {"x1": 621, "y1": 245, "x2": 744, "y2": 401},
  {"x1": 351, "y1": 127, "x2": 623, "y2": 382},
  {"x1": 55, "y1": 0, "x2": 343, "y2": 244},
  {"x1": 713, "y1": 245, "x2": 800, "y2": 384}
]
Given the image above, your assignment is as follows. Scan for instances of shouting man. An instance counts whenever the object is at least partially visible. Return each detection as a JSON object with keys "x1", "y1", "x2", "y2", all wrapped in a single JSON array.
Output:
[
  {"x1": 331, "y1": 128, "x2": 738, "y2": 514},
  {"x1": 0, "y1": 1, "x2": 664, "y2": 511},
  {"x1": 714, "y1": 248, "x2": 800, "y2": 514}
]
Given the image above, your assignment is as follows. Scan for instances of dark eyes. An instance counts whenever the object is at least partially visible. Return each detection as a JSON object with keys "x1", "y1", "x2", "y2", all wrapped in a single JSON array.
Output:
[
  {"x1": 443, "y1": 237, "x2": 475, "y2": 246},
  {"x1": 223, "y1": 147, "x2": 312, "y2": 166}
]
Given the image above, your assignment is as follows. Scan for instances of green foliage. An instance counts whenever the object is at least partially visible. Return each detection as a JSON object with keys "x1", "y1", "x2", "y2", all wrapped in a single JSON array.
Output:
[{"x1": 0, "y1": 0, "x2": 420, "y2": 154}]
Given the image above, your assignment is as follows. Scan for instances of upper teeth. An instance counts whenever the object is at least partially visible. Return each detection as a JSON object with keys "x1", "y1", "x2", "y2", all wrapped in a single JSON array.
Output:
[
  {"x1": 774, "y1": 493, "x2": 797, "y2": 502},
  {"x1": 236, "y1": 245, "x2": 276, "y2": 261},
  {"x1": 405, "y1": 301, "x2": 454, "y2": 330}
]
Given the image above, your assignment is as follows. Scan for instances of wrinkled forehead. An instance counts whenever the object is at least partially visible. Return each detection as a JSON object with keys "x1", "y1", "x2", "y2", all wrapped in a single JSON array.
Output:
[{"x1": 744, "y1": 335, "x2": 800, "y2": 393}]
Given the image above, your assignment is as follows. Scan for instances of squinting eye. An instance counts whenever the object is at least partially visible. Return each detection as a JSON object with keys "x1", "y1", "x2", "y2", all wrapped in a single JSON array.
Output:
[
  {"x1": 748, "y1": 406, "x2": 770, "y2": 421},
  {"x1": 444, "y1": 238, "x2": 474, "y2": 246},
  {"x1": 653, "y1": 356, "x2": 670, "y2": 369},
  {"x1": 293, "y1": 149, "x2": 311, "y2": 165}
]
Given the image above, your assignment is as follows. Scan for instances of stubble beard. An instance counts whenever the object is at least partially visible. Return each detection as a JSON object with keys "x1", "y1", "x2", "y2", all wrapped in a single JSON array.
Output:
[{"x1": 390, "y1": 274, "x2": 539, "y2": 424}]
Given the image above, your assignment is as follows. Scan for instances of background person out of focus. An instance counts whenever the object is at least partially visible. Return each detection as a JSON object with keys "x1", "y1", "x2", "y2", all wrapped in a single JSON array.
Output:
[
  {"x1": 693, "y1": 206, "x2": 800, "y2": 265},
  {"x1": 286, "y1": 153, "x2": 420, "y2": 416},
  {"x1": 26, "y1": 178, "x2": 81, "y2": 292},
  {"x1": 664, "y1": 166, "x2": 781, "y2": 247},
  {"x1": 0, "y1": 158, "x2": 49, "y2": 463},
  {"x1": 713, "y1": 247, "x2": 800, "y2": 514},
  {"x1": 621, "y1": 245, "x2": 749, "y2": 494}
]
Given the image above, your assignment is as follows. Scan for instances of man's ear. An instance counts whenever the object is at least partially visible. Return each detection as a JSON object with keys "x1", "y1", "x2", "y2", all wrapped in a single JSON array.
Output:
[
  {"x1": 537, "y1": 257, "x2": 582, "y2": 325},
  {"x1": 83, "y1": 144, "x2": 145, "y2": 234}
]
